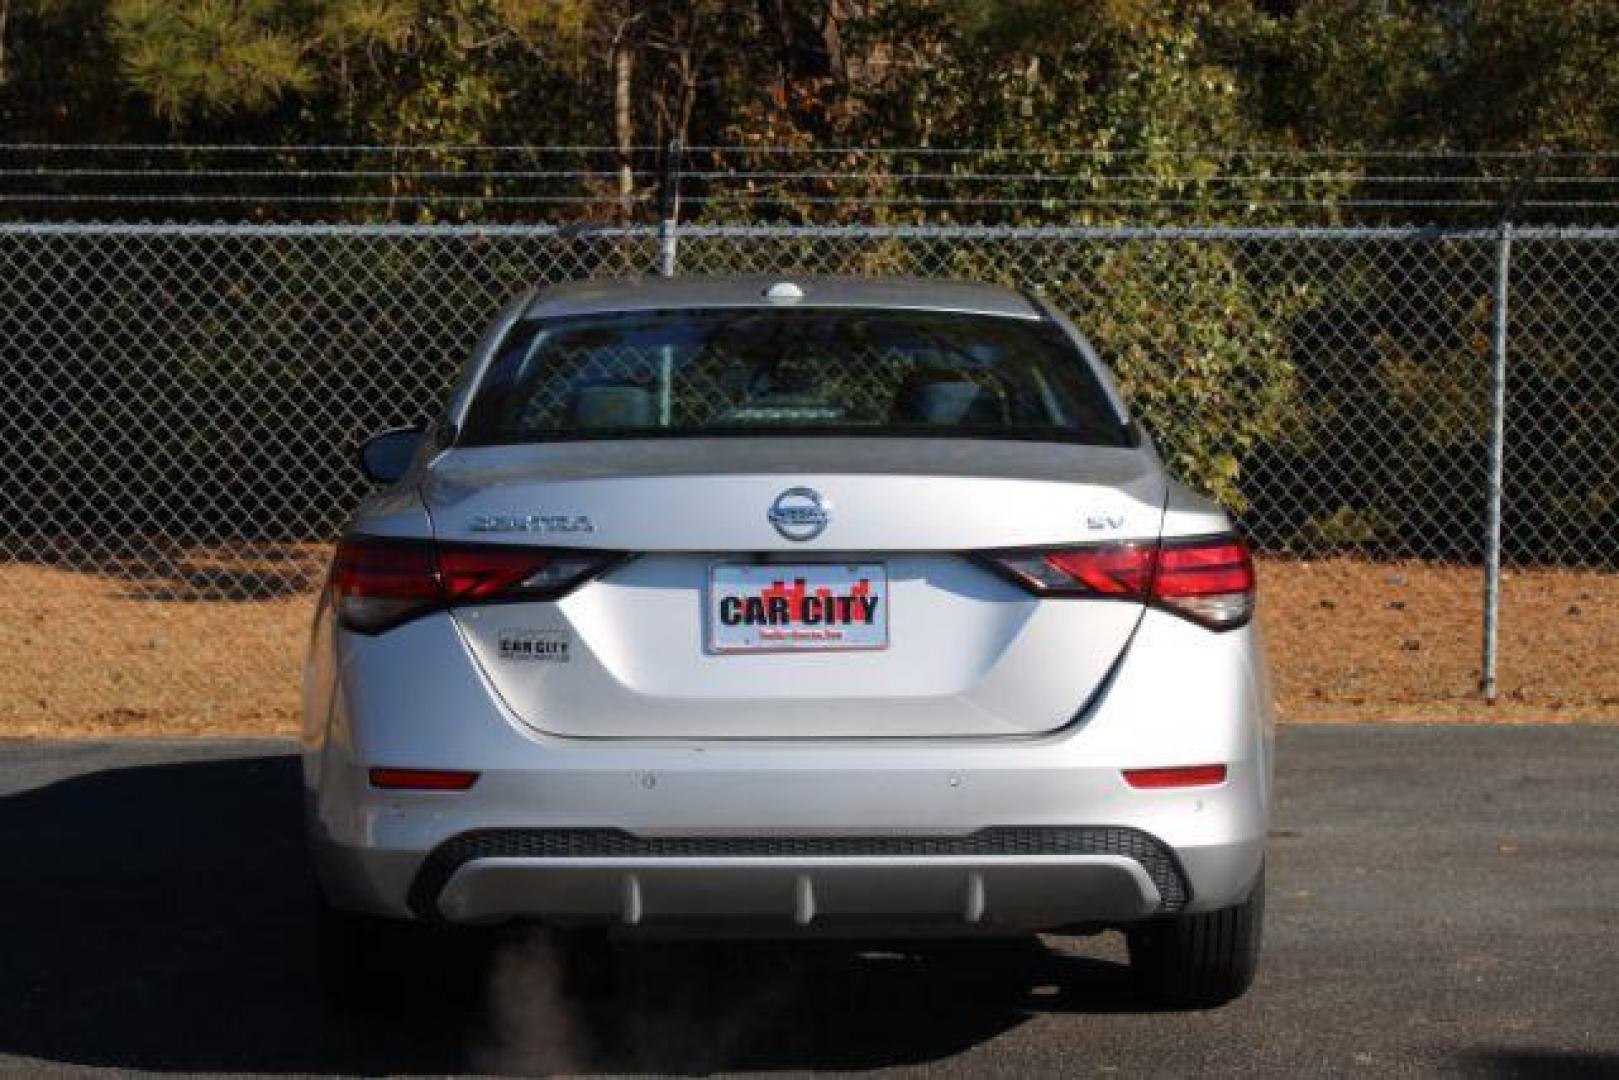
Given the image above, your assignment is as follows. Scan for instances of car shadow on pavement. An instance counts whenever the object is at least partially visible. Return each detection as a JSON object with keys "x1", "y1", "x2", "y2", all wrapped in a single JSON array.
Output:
[
  {"x1": 0, "y1": 752, "x2": 1158, "y2": 1075},
  {"x1": 1456, "y1": 1049, "x2": 1619, "y2": 1078}
]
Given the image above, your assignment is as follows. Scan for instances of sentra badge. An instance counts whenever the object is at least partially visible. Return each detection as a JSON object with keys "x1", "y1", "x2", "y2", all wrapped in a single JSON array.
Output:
[{"x1": 470, "y1": 512, "x2": 595, "y2": 534}]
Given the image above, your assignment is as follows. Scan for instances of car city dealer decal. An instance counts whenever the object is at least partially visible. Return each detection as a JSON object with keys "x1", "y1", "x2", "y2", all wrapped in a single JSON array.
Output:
[
  {"x1": 716, "y1": 576, "x2": 879, "y2": 636},
  {"x1": 498, "y1": 629, "x2": 570, "y2": 662}
]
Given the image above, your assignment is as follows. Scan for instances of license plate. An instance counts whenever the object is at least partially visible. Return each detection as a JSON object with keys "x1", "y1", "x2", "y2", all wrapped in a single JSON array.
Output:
[{"x1": 708, "y1": 564, "x2": 889, "y2": 653}]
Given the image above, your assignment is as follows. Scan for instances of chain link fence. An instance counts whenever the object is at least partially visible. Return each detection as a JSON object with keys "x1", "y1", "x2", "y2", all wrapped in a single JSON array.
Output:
[{"x1": 1, "y1": 221, "x2": 1614, "y2": 732}]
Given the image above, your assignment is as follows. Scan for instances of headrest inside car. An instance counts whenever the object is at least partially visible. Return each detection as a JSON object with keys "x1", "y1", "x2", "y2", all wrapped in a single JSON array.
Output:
[
  {"x1": 894, "y1": 380, "x2": 995, "y2": 424},
  {"x1": 571, "y1": 384, "x2": 654, "y2": 428}
]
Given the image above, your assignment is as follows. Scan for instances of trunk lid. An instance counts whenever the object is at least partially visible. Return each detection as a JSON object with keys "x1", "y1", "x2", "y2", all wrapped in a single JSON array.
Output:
[{"x1": 423, "y1": 438, "x2": 1164, "y2": 738}]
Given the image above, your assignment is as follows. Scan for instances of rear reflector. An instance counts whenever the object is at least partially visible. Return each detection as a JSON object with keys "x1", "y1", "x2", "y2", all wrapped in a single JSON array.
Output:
[
  {"x1": 329, "y1": 536, "x2": 618, "y2": 634},
  {"x1": 1122, "y1": 765, "x2": 1228, "y2": 789},
  {"x1": 981, "y1": 534, "x2": 1255, "y2": 631},
  {"x1": 368, "y1": 767, "x2": 480, "y2": 791}
]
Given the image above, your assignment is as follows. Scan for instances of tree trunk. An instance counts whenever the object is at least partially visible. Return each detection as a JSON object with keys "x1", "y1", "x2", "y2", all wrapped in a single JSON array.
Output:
[
  {"x1": 0, "y1": 0, "x2": 11, "y2": 89},
  {"x1": 818, "y1": 0, "x2": 847, "y2": 84},
  {"x1": 758, "y1": 0, "x2": 847, "y2": 85},
  {"x1": 759, "y1": 0, "x2": 791, "y2": 90},
  {"x1": 672, "y1": 4, "x2": 703, "y2": 152},
  {"x1": 613, "y1": 39, "x2": 635, "y2": 207},
  {"x1": 670, "y1": 44, "x2": 698, "y2": 153}
]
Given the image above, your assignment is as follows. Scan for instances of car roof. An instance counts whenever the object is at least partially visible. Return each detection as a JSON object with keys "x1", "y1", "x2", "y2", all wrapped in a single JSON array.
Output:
[{"x1": 523, "y1": 275, "x2": 1043, "y2": 320}]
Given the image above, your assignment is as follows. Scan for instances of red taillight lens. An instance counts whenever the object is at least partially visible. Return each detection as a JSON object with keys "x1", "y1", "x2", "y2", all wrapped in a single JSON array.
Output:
[
  {"x1": 1151, "y1": 536, "x2": 1255, "y2": 630},
  {"x1": 330, "y1": 536, "x2": 616, "y2": 634},
  {"x1": 987, "y1": 542, "x2": 1155, "y2": 598},
  {"x1": 1122, "y1": 764, "x2": 1228, "y2": 789},
  {"x1": 437, "y1": 545, "x2": 615, "y2": 605},
  {"x1": 982, "y1": 534, "x2": 1254, "y2": 631},
  {"x1": 368, "y1": 767, "x2": 480, "y2": 791},
  {"x1": 330, "y1": 537, "x2": 439, "y2": 634}
]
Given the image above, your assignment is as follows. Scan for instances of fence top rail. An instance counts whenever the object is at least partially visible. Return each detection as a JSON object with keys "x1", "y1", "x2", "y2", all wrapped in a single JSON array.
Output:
[
  {"x1": 5, "y1": 143, "x2": 1619, "y2": 159},
  {"x1": 3, "y1": 220, "x2": 1619, "y2": 241},
  {"x1": 0, "y1": 220, "x2": 624, "y2": 239},
  {"x1": 672, "y1": 224, "x2": 1619, "y2": 241}
]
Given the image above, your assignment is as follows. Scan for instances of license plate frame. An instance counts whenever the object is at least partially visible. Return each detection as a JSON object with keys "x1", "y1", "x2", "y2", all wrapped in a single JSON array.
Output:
[{"x1": 706, "y1": 562, "x2": 889, "y2": 654}]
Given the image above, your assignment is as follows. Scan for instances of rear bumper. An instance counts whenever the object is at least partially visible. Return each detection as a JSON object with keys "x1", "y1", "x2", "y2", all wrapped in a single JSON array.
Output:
[
  {"x1": 439, "y1": 854, "x2": 1159, "y2": 930},
  {"x1": 309, "y1": 745, "x2": 1267, "y2": 929},
  {"x1": 304, "y1": 607, "x2": 1273, "y2": 929},
  {"x1": 414, "y1": 826, "x2": 1188, "y2": 926},
  {"x1": 311, "y1": 824, "x2": 1261, "y2": 931}
]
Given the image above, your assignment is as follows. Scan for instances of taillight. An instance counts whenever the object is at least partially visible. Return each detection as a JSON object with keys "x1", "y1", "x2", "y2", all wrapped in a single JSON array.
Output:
[
  {"x1": 329, "y1": 536, "x2": 616, "y2": 634},
  {"x1": 1150, "y1": 536, "x2": 1255, "y2": 630},
  {"x1": 987, "y1": 542, "x2": 1156, "y2": 598},
  {"x1": 981, "y1": 534, "x2": 1254, "y2": 631},
  {"x1": 330, "y1": 538, "x2": 440, "y2": 634},
  {"x1": 437, "y1": 545, "x2": 616, "y2": 605}
]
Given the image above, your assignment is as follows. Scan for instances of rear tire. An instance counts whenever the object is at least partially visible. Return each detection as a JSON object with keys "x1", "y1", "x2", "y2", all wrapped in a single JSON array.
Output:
[{"x1": 1127, "y1": 864, "x2": 1264, "y2": 1009}]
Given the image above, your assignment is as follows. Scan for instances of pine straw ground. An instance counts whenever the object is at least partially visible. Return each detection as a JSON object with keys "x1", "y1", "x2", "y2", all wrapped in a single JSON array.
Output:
[{"x1": 0, "y1": 557, "x2": 1614, "y2": 738}]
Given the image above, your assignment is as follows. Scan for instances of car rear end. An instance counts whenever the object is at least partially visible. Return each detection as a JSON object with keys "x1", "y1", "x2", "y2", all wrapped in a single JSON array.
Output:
[{"x1": 303, "y1": 276, "x2": 1272, "y2": 1006}]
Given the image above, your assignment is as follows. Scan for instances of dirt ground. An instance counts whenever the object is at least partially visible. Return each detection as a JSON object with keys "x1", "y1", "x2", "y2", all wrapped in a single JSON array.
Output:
[
  {"x1": 1, "y1": 557, "x2": 1614, "y2": 738},
  {"x1": 1260, "y1": 559, "x2": 1619, "y2": 724}
]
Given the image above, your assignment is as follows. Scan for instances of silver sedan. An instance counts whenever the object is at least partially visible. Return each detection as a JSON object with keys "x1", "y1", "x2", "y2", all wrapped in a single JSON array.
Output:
[{"x1": 303, "y1": 275, "x2": 1272, "y2": 1008}]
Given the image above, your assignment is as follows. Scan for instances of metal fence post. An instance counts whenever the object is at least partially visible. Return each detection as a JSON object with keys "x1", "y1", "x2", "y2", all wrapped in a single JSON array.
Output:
[
  {"x1": 656, "y1": 138, "x2": 683, "y2": 278},
  {"x1": 654, "y1": 140, "x2": 684, "y2": 425},
  {"x1": 1480, "y1": 150, "x2": 1545, "y2": 702},
  {"x1": 1481, "y1": 221, "x2": 1512, "y2": 702},
  {"x1": 656, "y1": 215, "x2": 678, "y2": 278}
]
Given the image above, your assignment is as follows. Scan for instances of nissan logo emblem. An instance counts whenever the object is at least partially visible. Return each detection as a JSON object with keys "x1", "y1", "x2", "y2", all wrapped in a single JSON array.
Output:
[{"x1": 768, "y1": 487, "x2": 830, "y2": 541}]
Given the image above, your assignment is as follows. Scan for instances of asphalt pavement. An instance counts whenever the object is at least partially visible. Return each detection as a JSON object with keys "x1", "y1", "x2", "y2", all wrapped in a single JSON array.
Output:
[{"x1": 1, "y1": 726, "x2": 1616, "y2": 1077}]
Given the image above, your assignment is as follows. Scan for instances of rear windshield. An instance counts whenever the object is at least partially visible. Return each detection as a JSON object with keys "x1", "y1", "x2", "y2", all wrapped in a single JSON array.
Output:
[{"x1": 458, "y1": 307, "x2": 1129, "y2": 447}]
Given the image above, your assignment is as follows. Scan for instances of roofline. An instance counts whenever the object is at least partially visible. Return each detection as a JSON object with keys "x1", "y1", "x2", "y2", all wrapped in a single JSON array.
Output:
[{"x1": 520, "y1": 274, "x2": 1044, "y2": 321}]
